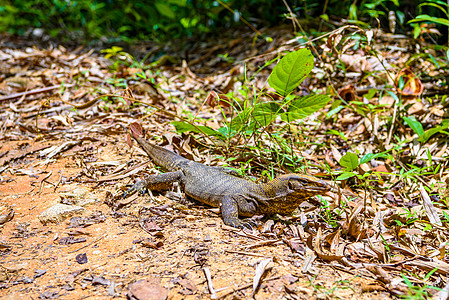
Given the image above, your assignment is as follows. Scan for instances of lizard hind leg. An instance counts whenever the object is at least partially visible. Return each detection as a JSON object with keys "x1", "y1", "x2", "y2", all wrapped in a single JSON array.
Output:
[{"x1": 123, "y1": 170, "x2": 185, "y2": 198}]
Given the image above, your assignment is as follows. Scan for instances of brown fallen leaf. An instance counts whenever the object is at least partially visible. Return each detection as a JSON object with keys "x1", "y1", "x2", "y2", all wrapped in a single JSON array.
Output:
[
  {"x1": 420, "y1": 184, "x2": 442, "y2": 226},
  {"x1": 176, "y1": 278, "x2": 198, "y2": 295},
  {"x1": 394, "y1": 67, "x2": 423, "y2": 97},
  {"x1": 338, "y1": 84, "x2": 358, "y2": 102},
  {"x1": 0, "y1": 205, "x2": 14, "y2": 225},
  {"x1": 253, "y1": 258, "x2": 273, "y2": 294},
  {"x1": 205, "y1": 91, "x2": 231, "y2": 108}
]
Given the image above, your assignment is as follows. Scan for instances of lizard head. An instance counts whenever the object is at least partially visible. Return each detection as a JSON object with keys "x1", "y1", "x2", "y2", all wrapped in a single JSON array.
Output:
[
  {"x1": 258, "y1": 173, "x2": 330, "y2": 215},
  {"x1": 284, "y1": 174, "x2": 330, "y2": 198}
]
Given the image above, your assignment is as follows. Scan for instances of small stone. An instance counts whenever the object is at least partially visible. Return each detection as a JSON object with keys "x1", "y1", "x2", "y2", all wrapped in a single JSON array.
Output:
[
  {"x1": 92, "y1": 276, "x2": 110, "y2": 286},
  {"x1": 39, "y1": 204, "x2": 84, "y2": 224},
  {"x1": 32, "y1": 28, "x2": 44, "y2": 38},
  {"x1": 59, "y1": 186, "x2": 97, "y2": 206},
  {"x1": 76, "y1": 253, "x2": 88, "y2": 264}
]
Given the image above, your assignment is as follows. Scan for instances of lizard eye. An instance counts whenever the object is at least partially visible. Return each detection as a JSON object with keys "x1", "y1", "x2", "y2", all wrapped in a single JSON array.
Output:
[{"x1": 288, "y1": 180, "x2": 301, "y2": 190}]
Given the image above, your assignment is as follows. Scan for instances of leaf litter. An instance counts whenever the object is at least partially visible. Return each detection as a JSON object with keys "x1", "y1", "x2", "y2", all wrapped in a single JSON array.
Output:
[{"x1": 0, "y1": 25, "x2": 448, "y2": 299}]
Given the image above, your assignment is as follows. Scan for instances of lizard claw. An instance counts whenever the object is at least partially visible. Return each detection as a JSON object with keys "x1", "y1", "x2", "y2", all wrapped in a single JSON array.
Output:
[
  {"x1": 225, "y1": 218, "x2": 257, "y2": 230},
  {"x1": 242, "y1": 218, "x2": 258, "y2": 230},
  {"x1": 123, "y1": 180, "x2": 148, "y2": 198}
]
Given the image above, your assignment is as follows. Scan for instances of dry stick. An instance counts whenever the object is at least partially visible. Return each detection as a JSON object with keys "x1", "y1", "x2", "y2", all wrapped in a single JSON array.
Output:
[
  {"x1": 38, "y1": 171, "x2": 53, "y2": 195},
  {"x1": 225, "y1": 250, "x2": 271, "y2": 257},
  {"x1": 68, "y1": 231, "x2": 107, "y2": 254},
  {"x1": 281, "y1": 0, "x2": 298, "y2": 32},
  {"x1": 0, "y1": 145, "x2": 52, "y2": 168},
  {"x1": 217, "y1": 275, "x2": 280, "y2": 298},
  {"x1": 386, "y1": 96, "x2": 398, "y2": 146},
  {"x1": 54, "y1": 171, "x2": 64, "y2": 192},
  {"x1": 203, "y1": 267, "x2": 217, "y2": 299},
  {"x1": 242, "y1": 239, "x2": 281, "y2": 249},
  {"x1": 0, "y1": 84, "x2": 74, "y2": 102}
]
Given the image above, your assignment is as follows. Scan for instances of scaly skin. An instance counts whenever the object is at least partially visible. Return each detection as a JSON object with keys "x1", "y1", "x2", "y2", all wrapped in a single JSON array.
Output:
[{"x1": 125, "y1": 127, "x2": 330, "y2": 229}]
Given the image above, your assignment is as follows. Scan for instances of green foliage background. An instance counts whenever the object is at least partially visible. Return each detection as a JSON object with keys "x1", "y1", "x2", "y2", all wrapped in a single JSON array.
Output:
[{"x1": 0, "y1": 0, "x2": 446, "y2": 41}]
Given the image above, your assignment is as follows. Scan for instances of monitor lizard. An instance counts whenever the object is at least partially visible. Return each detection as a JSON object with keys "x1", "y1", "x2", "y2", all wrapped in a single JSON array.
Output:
[{"x1": 124, "y1": 123, "x2": 330, "y2": 229}]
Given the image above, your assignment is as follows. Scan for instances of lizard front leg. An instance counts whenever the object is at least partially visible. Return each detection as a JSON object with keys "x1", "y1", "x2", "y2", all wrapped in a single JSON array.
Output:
[
  {"x1": 221, "y1": 195, "x2": 256, "y2": 229},
  {"x1": 123, "y1": 170, "x2": 185, "y2": 198}
]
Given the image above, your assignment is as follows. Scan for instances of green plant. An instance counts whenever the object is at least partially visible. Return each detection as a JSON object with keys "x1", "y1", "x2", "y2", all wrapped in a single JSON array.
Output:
[
  {"x1": 400, "y1": 269, "x2": 441, "y2": 299},
  {"x1": 172, "y1": 48, "x2": 331, "y2": 169},
  {"x1": 335, "y1": 150, "x2": 394, "y2": 181},
  {"x1": 409, "y1": 1, "x2": 449, "y2": 28},
  {"x1": 403, "y1": 116, "x2": 449, "y2": 143}
]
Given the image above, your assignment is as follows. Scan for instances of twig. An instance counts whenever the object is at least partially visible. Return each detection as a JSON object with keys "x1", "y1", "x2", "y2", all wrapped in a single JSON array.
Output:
[
  {"x1": 0, "y1": 145, "x2": 52, "y2": 169},
  {"x1": 54, "y1": 171, "x2": 64, "y2": 192},
  {"x1": 225, "y1": 250, "x2": 270, "y2": 257},
  {"x1": 68, "y1": 231, "x2": 107, "y2": 254},
  {"x1": 217, "y1": 275, "x2": 280, "y2": 298},
  {"x1": 386, "y1": 98, "x2": 397, "y2": 145},
  {"x1": 203, "y1": 267, "x2": 217, "y2": 299},
  {"x1": 241, "y1": 239, "x2": 281, "y2": 249},
  {"x1": 0, "y1": 84, "x2": 74, "y2": 101},
  {"x1": 38, "y1": 171, "x2": 53, "y2": 195}
]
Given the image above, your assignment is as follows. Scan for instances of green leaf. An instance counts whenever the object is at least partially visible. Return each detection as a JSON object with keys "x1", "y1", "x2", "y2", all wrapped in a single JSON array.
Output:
[
  {"x1": 336, "y1": 172, "x2": 356, "y2": 180},
  {"x1": 418, "y1": 119, "x2": 449, "y2": 143},
  {"x1": 268, "y1": 49, "x2": 314, "y2": 96},
  {"x1": 339, "y1": 152, "x2": 359, "y2": 170},
  {"x1": 251, "y1": 102, "x2": 283, "y2": 128},
  {"x1": 349, "y1": 3, "x2": 358, "y2": 20},
  {"x1": 281, "y1": 94, "x2": 331, "y2": 122},
  {"x1": 326, "y1": 105, "x2": 344, "y2": 118},
  {"x1": 230, "y1": 107, "x2": 252, "y2": 131},
  {"x1": 171, "y1": 121, "x2": 225, "y2": 139},
  {"x1": 417, "y1": 2, "x2": 448, "y2": 15},
  {"x1": 167, "y1": 0, "x2": 187, "y2": 6},
  {"x1": 154, "y1": 1, "x2": 175, "y2": 19},
  {"x1": 403, "y1": 116, "x2": 424, "y2": 137},
  {"x1": 359, "y1": 152, "x2": 388, "y2": 165},
  {"x1": 408, "y1": 15, "x2": 449, "y2": 27}
]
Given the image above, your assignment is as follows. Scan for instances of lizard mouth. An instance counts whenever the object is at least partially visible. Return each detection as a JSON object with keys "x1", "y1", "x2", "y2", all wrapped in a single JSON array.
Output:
[{"x1": 305, "y1": 184, "x2": 331, "y2": 193}]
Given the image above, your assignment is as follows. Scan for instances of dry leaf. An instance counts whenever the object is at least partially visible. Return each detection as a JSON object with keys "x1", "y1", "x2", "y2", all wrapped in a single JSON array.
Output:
[{"x1": 394, "y1": 67, "x2": 423, "y2": 97}]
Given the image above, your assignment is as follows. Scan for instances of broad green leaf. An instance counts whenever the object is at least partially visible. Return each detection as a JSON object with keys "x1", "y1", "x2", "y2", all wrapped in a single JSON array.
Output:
[
  {"x1": 336, "y1": 172, "x2": 356, "y2": 180},
  {"x1": 359, "y1": 152, "x2": 388, "y2": 165},
  {"x1": 359, "y1": 152, "x2": 392, "y2": 165},
  {"x1": 281, "y1": 94, "x2": 331, "y2": 122},
  {"x1": 385, "y1": 90, "x2": 399, "y2": 102},
  {"x1": 326, "y1": 105, "x2": 344, "y2": 118},
  {"x1": 418, "y1": 119, "x2": 449, "y2": 143},
  {"x1": 167, "y1": 0, "x2": 187, "y2": 6},
  {"x1": 155, "y1": 1, "x2": 175, "y2": 19},
  {"x1": 349, "y1": 3, "x2": 358, "y2": 20},
  {"x1": 417, "y1": 2, "x2": 448, "y2": 15},
  {"x1": 339, "y1": 152, "x2": 359, "y2": 170},
  {"x1": 409, "y1": 15, "x2": 449, "y2": 27},
  {"x1": 268, "y1": 49, "x2": 314, "y2": 96},
  {"x1": 251, "y1": 102, "x2": 282, "y2": 127},
  {"x1": 230, "y1": 107, "x2": 252, "y2": 131},
  {"x1": 171, "y1": 121, "x2": 225, "y2": 139},
  {"x1": 403, "y1": 116, "x2": 424, "y2": 137}
]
